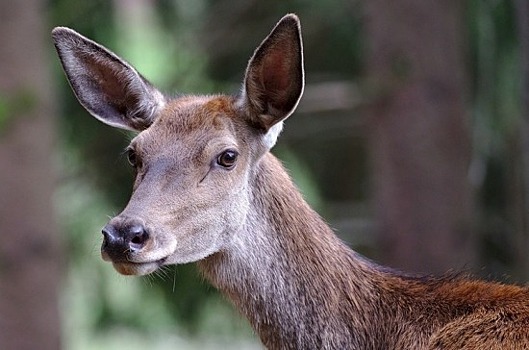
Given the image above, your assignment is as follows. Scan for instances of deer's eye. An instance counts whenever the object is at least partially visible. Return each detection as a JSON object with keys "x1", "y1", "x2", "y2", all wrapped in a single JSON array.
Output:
[
  {"x1": 126, "y1": 148, "x2": 138, "y2": 167},
  {"x1": 216, "y1": 150, "x2": 238, "y2": 169}
]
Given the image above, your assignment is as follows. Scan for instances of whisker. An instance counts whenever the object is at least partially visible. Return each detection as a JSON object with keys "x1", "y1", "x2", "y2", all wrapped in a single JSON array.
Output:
[
  {"x1": 157, "y1": 265, "x2": 171, "y2": 281},
  {"x1": 172, "y1": 266, "x2": 177, "y2": 293},
  {"x1": 142, "y1": 273, "x2": 154, "y2": 287}
]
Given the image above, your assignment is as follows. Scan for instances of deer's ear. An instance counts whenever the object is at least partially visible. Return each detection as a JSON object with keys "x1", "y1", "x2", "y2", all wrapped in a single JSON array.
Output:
[
  {"x1": 52, "y1": 27, "x2": 165, "y2": 131},
  {"x1": 240, "y1": 14, "x2": 304, "y2": 133}
]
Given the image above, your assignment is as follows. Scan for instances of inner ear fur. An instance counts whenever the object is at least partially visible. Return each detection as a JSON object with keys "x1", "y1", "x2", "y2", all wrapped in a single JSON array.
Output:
[{"x1": 241, "y1": 14, "x2": 305, "y2": 131}]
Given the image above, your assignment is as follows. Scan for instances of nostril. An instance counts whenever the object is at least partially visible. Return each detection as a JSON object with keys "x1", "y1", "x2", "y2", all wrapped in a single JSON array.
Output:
[
  {"x1": 127, "y1": 224, "x2": 149, "y2": 250},
  {"x1": 131, "y1": 235, "x2": 142, "y2": 244}
]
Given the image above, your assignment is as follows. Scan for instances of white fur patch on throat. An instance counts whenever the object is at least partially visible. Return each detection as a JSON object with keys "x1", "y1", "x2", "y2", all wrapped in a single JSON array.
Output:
[{"x1": 263, "y1": 121, "x2": 284, "y2": 149}]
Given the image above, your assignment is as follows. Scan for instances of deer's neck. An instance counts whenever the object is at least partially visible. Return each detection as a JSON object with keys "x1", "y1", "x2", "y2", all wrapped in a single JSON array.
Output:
[{"x1": 199, "y1": 153, "x2": 382, "y2": 349}]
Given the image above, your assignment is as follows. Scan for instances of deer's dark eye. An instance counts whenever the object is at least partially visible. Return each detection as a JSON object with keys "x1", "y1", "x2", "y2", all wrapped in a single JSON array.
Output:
[
  {"x1": 126, "y1": 148, "x2": 138, "y2": 167},
  {"x1": 216, "y1": 150, "x2": 239, "y2": 169}
]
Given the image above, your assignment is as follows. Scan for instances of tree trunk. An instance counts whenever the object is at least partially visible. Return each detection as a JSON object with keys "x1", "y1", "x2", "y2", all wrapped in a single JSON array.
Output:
[
  {"x1": 364, "y1": 0, "x2": 475, "y2": 274},
  {"x1": 0, "y1": 0, "x2": 61, "y2": 349}
]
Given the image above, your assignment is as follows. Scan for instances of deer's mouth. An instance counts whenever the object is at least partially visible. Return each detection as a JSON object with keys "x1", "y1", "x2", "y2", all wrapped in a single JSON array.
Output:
[
  {"x1": 110, "y1": 258, "x2": 167, "y2": 276},
  {"x1": 101, "y1": 247, "x2": 169, "y2": 276}
]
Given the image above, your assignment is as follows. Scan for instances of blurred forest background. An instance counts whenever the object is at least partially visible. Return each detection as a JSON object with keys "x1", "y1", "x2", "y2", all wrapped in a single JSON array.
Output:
[{"x1": 1, "y1": 0, "x2": 529, "y2": 349}]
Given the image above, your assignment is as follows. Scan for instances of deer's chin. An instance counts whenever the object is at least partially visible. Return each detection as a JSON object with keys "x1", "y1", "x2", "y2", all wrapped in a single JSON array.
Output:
[{"x1": 111, "y1": 261, "x2": 163, "y2": 276}]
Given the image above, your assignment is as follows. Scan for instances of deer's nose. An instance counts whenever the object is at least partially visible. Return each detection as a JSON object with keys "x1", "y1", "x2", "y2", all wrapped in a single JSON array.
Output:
[{"x1": 101, "y1": 221, "x2": 150, "y2": 261}]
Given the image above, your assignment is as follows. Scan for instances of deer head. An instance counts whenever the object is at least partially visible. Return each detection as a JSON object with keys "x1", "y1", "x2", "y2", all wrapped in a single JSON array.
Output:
[{"x1": 52, "y1": 14, "x2": 304, "y2": 275}]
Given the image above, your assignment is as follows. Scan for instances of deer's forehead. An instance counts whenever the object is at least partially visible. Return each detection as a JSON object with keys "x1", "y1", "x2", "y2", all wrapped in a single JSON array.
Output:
[
  {"x1": 134, "y1": 95, "x2": 243, "y2": 152},
  {"x1": 156, "y1": 95, "x2": 238, "y2": 132}
]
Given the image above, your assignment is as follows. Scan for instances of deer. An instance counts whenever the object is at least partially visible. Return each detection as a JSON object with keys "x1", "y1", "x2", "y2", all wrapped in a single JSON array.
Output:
[{"x1": 52, "y1": 14, "x2": 529, "y2": 350}]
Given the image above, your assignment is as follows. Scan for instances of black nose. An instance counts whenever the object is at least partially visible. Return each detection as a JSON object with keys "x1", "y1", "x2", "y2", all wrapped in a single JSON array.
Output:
[{"x1": 101, "y1": 221, "x2": 150, "y2": 261}]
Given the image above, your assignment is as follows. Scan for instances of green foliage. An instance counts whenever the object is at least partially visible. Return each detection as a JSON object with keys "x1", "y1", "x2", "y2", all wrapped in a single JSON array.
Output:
[
  {"x1": 0, "y1": 89, "x2": 38, "y2": 133},
  {"x1": 0, "y1": 95, "x2": 8, "y2": 130},
  {"x1": 465, "y1": 0, "x2": 527, "y2": 279},
  {"x1": 468, "y1": 0, "x2": 521, "y2": 156}
]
